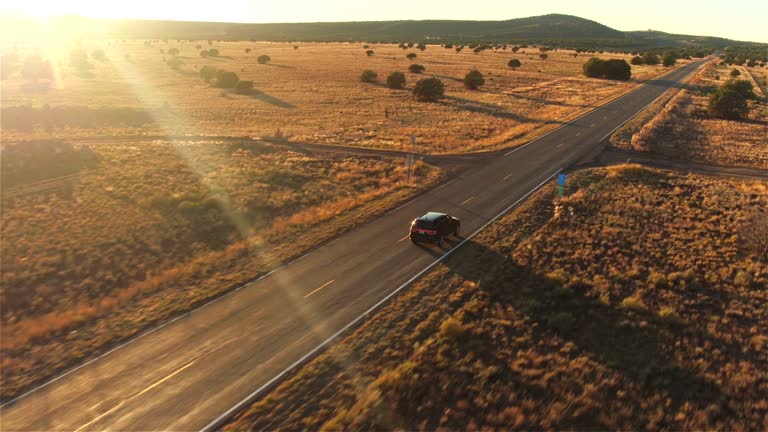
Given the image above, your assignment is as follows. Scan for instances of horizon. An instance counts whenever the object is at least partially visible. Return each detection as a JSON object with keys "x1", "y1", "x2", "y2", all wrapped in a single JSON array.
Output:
[{"x1": 1, "y1": 0, "x2": 767, "y2": 43}]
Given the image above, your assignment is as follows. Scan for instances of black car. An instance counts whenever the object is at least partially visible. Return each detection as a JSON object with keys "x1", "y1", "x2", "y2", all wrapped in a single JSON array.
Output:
[{"x1": 409, "y1": 212, "x2": 460, "y2": 244}]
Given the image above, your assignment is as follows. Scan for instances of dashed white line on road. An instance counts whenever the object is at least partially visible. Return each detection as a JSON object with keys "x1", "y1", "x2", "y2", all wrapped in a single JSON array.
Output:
[
  {"x1": 304, "y1": 280, "x2": 336, "y2": 299},
  {"x1": 460, "y1": 196, "x2": 474, "y2": 206}
]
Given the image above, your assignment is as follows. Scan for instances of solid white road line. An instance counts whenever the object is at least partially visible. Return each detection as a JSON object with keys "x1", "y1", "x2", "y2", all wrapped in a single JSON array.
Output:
[{"x1": 200, "y1": 168, "x2": 563, "y2": 432}]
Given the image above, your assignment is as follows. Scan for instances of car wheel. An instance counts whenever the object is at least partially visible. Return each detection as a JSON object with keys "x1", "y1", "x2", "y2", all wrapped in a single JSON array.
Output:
[{"x1": 454, "y1": 224, "x2": 460, "y2": 237}]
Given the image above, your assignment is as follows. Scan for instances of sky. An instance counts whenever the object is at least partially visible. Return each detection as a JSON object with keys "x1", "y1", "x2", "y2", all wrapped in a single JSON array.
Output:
[{"x1": 1, "y1": 0, "x2": 766, "y2": 43}]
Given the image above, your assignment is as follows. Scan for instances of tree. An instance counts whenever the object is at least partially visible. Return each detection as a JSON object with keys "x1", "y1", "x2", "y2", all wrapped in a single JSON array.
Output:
[
  {"x1": 417, "y1": 43, "x2": 426, "y2": 51},
  {"x1": 730, "y1": 68, "x2": 741, "y2": 77},
  {"x1": 413, "y1": 77, "x2": 445, "y2": 101},
  {"x1": 507, "y1": 58, "x2": 521, "y2": 70},
  {"x1": 69, "y1": 49, "x2": 93, "y2": 74},
  {"x1": 257, "y1": 55, "x2": 271, "y2": 64},
  {"x1": 642, "y1": 52, "x2": 659, "y2": 65},
  {"x1": 21, "y1": 54, "x2": 53, "y2": 80},
  {"x1": 200, "y1": 65, "x2": 217, "y2": 82},
  {"x1": 214, "y1": 70, "x2": 239, "y2": 88},
  {"x1": 583, "y1": 58, "x2": 631, "y2": 81},
  {"x1": 409, "y1": 64, "x2": 425, "y2": 73},
  {"x1": 166, "y1": 56, "x2": 183, "y2": 70},
  {"x1": 722, "y1": 79, "x2": 756, "y2": 100},
  {"x1": 360, "y1": 69, "x2": 378, "y2": 83},
  {"x1": 511, "y1": 46, "x2": 520, "y2": 53},
  {"x1": 365, "y1": 50, "x2": 375, "y2": 56},
  {"x1": 91, "y1": 49, "x2": 107, "y2": 62},
  {"x1": 662, "y1": 52, "x2": 677, "y2": 67},
  {"x1": 630, "y1": 55, "x2": 644, "y2": 65},
  {"x1": 167, "y1": 48, "x2": 180, "y2": 56},
  {"x1": 406, "y1": 53, "x2": 417, "y2": 60},
  {"x1": 708, "y1": 88, "x2": 748, "y2": 120},
  {"x1": 463, "y1": 69, "x2": 485, "y2": 90},
  {"x1": 539, "y1": 53, "x2": 548, "y2": 60},
  {"x1": 234, "y1": 80, "x2": 254, "y2": 94},
  {"x1": 386, "y1": 71, "x2": 406, "y2": 89}
]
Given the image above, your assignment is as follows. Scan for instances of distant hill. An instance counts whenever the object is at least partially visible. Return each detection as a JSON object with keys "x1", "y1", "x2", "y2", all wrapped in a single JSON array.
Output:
[{"x1": 3, "y1": 13, "x2": 762, "y2": 50}]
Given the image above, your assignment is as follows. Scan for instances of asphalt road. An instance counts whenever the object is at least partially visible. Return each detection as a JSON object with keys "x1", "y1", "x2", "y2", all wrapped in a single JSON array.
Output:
[{"x1": 0, "y1": 59, "x2": 708, "y2": 431}]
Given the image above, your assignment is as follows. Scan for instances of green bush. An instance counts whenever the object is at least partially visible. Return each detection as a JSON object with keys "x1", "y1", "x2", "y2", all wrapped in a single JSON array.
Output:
[
  {"x1": 463, "y1": 69, "x2": 485, "y2": 90},
  {"x1": 91, "y1": 49, "x2": 107, "y2": 62},
  {"x1": 721, "y1": 79, "x2": 756, "y2": 100},
  {"x1": 167, "y1": 48, "x2": 179, "y2": 56},
  {"x1": 365, "y1": 50, "x2": 374, "y2": 57},
  {"x1": 406, "y1": 53, "x2": 417, "y2": 60},
  {"x1": 360, "y1": 69, "x2": 378, "y2": 83},
  {"x1": 234, "y1": 80, "x2": 254, "y2": 94},
  {"x1": 408, "y1": 64, "x2": 425, "y2": 74},
  {"x1": 630, "y1": 55, "x2": 644, "y2": 65},
  {"x1": 413, "y1": 77, "x2": 445, "y2": 101},
  {"x1": 730, "y1": 68, "x2": 741, "y2": 77},
  {"x1": 386, "y1": 71, "x2": 406, "y2": 89},
  {"x1": 257, "y1": 55, "x2": 271, "y2": 64},
  {"x1": 214, "y1": 70, "x2": 239, "y2": 88},
  {"x1": 708, "y1": 88, "x2": 748, "y2": 120},
  {"x1": 662, "y1": 52, "x2": 677, "y2": 67},
  {"x1": 507, "y1": 58, "x2": 521, "y2": 69},
  {"x1": 583, "y1": 58, "x2": 631, "y2": 81},
  {"x1": 199, "y1": 65, "x2": 217, "y2": 82},
  {"x1": 642, "y1": 52, "x2": 659, "y2": 65}
]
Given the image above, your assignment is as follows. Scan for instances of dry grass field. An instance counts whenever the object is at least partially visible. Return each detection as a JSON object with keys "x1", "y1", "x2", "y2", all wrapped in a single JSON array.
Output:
[
  {"x1": 616, "y1": 61, "x2": 767, "y2": 169},
  {"x1": 2, "y1": 40, "x2": 676, "y2": 153},
  {"x1": 0, "y1": 139, "x2": 442, "y2": 399},
  {"x1": 226, "y1": 166, "x2": 767, "y2": 431}
]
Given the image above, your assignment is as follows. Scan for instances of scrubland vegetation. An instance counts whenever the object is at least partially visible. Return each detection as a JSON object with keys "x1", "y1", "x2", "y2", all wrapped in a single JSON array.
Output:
[
  {"x1": 616, "y1": 60, "x2": 767, "y2": 169},
  {"x1": 2, "y1": 41, "x2": 676, "y2": 153},
  {"x1": 0, "y1": 139, "x2": 442, "y2": 399},
  {"x1": 226, "y1": 165, "x2": 767, "y2": 431}
]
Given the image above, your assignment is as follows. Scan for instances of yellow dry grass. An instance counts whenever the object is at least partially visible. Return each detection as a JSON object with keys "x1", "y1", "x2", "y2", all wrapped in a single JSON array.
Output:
[
  {"x1": 2, "y1": 41, "x2": 678, "y2": 153},
  {"x1": 623, "y1": 61, "x2": 767, "y2": 168}
]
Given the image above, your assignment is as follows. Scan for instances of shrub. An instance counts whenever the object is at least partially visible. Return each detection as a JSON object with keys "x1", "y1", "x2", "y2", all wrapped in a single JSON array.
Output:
[
  {"x1": 539, "y1": 53, "x2": 548, "y2": 60},
  {"x1": 365, "y1": 50, "x2": 374, "y2": 57},
  {"x1": 214, "y1": 70, "x2": 239, "y2": 88},
  {"x1": 413, "y1": 77, "x2": 445, "y2": 101},
  {"x1": 166, "y1": 56, "x2": 183, "y2": 70},
  {"x1": 583, "y1": 58, "x2": 631, "y2": 80},
  {"x1": 386, "y1": 71, "x2": 406, "y2": 89},
  {"x1": 658, "y1": 307, "x2": 685, "y2": 325},
  {"x1": 642, "y1": 52, "x2": 659, "y2": 65},
  {"x1": 406, "y1": 53, "x2": 417, "y2": 60},
  {"x1": 417, "y1": 43, "x2": 426, "y2": 51},
  {"x1": 257, "y1": 55, "x2": 271, "y2": 64},
  {"x1": 167, "y1": 48, "x2": 180, "y2": 56},
  {"x1": 69, "y1": 49, "x2": 93, "y2": 72},
  {"x1": 619, "y1": 295, "x2": 648, "y2": 312},
  {"x1": 408, "y1": 64, "x2": 425, "y2": 74},
  {"x1": 360, "y1": 69, "x2": 378, "y2": 83},
  {"x1": 730, "y1": 68, "x2": 741, "y2": 77},
  {"x1": 630, "y1": 55, "x2": 644, "y2": 65},
  {"x1": 507, "y1": 58, "x2": 521, "y2": 69},
  {"x1": 234, "y1": 80, "x2": 254, "y2": 94},
  {"x1": 208, "y1": 48, "x2": 220, "y2": 57},
  {"x1": 662, "y1": 52, "x2": 677, "y2": 67},
  {"x1": 722, "y1": 79, "x2": 757, "y2": 100},
  {"x1": 200, "y1": 50, "x2": 208, "y2": 57},
  {"x1": 245, "y1": 48, "x2": 252, "y2": 54},
  {"x1": 21, "y1": 55, "x2": 53, "y2": 80},
  {"x1": 91, "y1": 49, "x2": 107, "y2": 62},
  {"x1": 199, "y1": 65, "x2": 218, "y2": 82},
  {"x1": 740, "y1": 209, "x2": 768, "y2": 261},
  {"x1": 463, "y1": 69, "x2": 485, "y2": 90},
  {"x1": 439, "y1": 317, "x2": 465, "y2": 340},
  {"x1": 547, "y1": 312, "x2": 574, "y2": 333},
  {"x1": 293, "y1": 45, "x2": 299, "y2": 50},
  {"x1": 708, "y1": 89, "x2": 748, "y2": 120}
]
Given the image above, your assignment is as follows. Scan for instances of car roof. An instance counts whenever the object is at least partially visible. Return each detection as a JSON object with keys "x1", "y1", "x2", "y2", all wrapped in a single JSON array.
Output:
[{"x1": 417, "y1": 212, "x2": 447, "y2": 222}]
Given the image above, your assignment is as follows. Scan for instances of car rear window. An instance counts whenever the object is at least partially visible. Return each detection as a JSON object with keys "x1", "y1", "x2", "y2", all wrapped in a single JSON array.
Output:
[{"x1": 414, "y1": 220, "x2": 436, "y2": 229}]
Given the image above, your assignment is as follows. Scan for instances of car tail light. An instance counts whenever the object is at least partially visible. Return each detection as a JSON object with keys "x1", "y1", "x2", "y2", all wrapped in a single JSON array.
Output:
[{"x1": 411, "y1": 229, "x2": 437, "y2": 235}]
